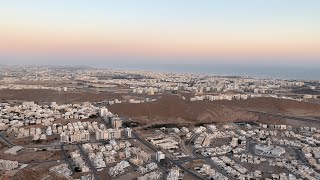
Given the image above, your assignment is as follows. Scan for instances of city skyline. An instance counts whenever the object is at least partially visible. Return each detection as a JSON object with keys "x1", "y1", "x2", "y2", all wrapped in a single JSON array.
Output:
[{"x1": 0, "y1": 0, "x2": 320, "y2": 66}]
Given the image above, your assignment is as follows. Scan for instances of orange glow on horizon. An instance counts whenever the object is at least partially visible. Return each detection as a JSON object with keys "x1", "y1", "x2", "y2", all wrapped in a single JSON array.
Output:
[{"x1": 1, "y1": 24, "x2": 319, "y2": 59}]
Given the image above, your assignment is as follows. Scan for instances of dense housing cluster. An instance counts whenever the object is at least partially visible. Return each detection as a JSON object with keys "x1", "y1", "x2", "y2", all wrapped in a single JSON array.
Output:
[{"x1": 0, "y1": 66, "x2": 320, "y2": 179}]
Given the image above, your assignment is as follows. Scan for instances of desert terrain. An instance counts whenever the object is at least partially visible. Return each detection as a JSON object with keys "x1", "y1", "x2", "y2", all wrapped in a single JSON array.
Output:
[{"x1": 1, "y1": 89, "x2": 320, "y2": 127}]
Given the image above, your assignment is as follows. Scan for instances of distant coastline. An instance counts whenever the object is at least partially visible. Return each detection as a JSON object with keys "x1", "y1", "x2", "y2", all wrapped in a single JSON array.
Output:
[
  {"x1": 99, "y1": 64, "x2": 320, "y2": 81},
  {"x1": 1, "y1": 63, "x2": 319, "y2": 81}
]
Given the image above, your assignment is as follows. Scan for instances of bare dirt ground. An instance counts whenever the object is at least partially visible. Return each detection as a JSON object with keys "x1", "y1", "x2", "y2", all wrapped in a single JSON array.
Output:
[
  {"x1": 109, "y1": 95, "x2": 258, "y2": 125},
  {"x1": 7, "y1": 80, "x2": 73, "y2": 86},
  {"x1": 213, "y1": 97, "x2": 320, "y2": 117},
  {"x1": 11, "y1": 162, "x2": 68, "y2": 180},
  {"x1": 109, "y1": 96, "x2": 320, "y2": 125},
  {"x1": 13, "y1": 136, "x2": 60, "y2": 146},
  {"x1": 0, "y1": 148, "x2": 61, "y2": 164},
  {"x1": 0, "y1": 89, "x2": 123, "y2": 104},
  {"x1": 1, "y1": 89, "x2": 320, "y2": 126}
]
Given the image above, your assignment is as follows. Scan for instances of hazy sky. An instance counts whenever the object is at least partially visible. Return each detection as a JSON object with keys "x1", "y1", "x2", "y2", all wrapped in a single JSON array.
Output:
[{"x1": 0, "y1": 0, "x2": 320, "y2": 66}]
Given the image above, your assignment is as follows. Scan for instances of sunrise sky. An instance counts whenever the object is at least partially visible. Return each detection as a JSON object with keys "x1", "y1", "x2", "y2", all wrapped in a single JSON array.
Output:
[{"x1": 0, "y1": 0, "x2": 320, "y2": 66}]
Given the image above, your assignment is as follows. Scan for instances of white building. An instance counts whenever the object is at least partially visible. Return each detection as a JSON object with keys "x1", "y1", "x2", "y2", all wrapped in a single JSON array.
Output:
[
  {"x1": 124, "y1": 128, "x2": 132, "y2": 138},
  {"x1": 99, "y1": 107, "x2": 108, "y2": 117},
  {"x1": 111, "y1": 117, "x2": 122, "y2": 129},
  {"x1": 0, "y1": 159, "x2": 19, "y2": 170},
  {"x1": 156, "y1": 151, "x2": 165, "y2": 162}
]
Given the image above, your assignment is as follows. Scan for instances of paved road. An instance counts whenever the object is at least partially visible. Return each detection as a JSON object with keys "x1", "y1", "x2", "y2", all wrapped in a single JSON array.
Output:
[
  {"x1": 291, "y1": 146, "x2": 310, "y2": 167},
  {"x1": 179, "y1": 135, "x2": 195, "y2": 158},
  {"x1": 77, "y1": 144, "x2": 101, "y2": 180},
  {"x1": 191, "y1": 148, "x2": 233, "y2": 180},
  {"x1": 60, "y1": 144, "x2": 75, "y2": 175},
  {"x1": 120, "y1": 115, "x2": 205, "y2": 179},
  {"x1": 0, "y1": 132, "x2": 15, "y2": 147},
  {"x1": 132, "y1": 130, "x2": 204, "y2": 180},
  {"x1": 115, "y1": 116, "x2": 206, "y2": 179}
]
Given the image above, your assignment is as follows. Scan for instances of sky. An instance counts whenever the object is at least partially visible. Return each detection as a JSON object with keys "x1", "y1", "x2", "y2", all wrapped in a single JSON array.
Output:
[{"x1": 0, "y1": 0, "x2": 320, "y2": 66}]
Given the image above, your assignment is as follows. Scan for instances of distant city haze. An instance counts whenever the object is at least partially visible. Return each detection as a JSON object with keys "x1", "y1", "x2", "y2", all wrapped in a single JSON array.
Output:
[{"x1": 100, "y1": 64, "x2": 320, "y2": 81}]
